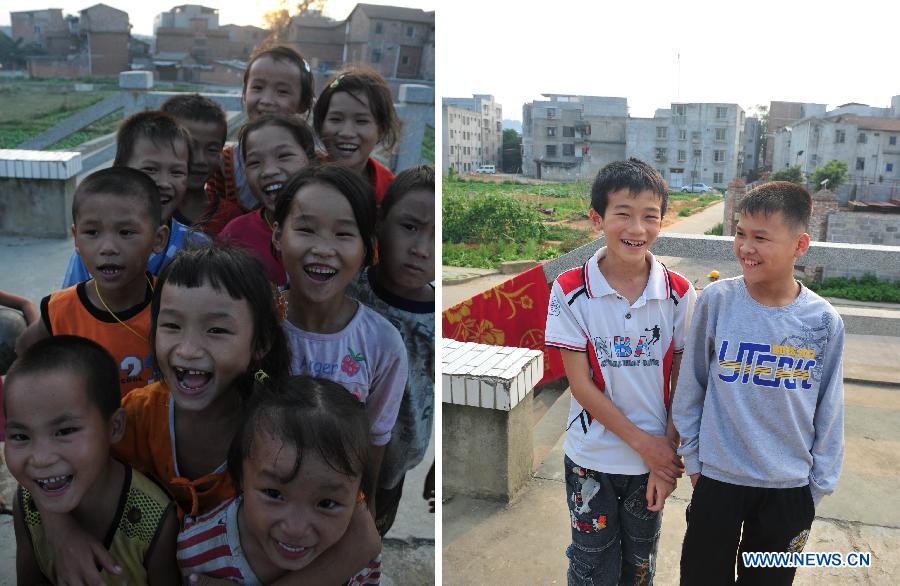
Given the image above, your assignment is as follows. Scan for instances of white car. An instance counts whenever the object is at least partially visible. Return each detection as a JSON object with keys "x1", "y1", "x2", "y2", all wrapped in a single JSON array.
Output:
[
  {"x1": 475, "y1": 165, "x2": 496, "y2": 174},
  {"x1": 681, "y1": 182, "x2": 715, "y2": 193}
]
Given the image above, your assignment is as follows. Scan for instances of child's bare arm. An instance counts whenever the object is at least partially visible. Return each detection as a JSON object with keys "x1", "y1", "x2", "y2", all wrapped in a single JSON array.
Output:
[
  {"x1": 369, "y1": 443, "x2": 386, "y2": 516},
  {"x1": 14, "y1": 318, "x2": 49, "y2": 358},
  {"x1": 0, "y1": 291, "x2": 38, "y2": 325},
  {"x1": 266, "y1": 500, "x2": 381, "y2": 585},
  {"x1": 560, "y1": 349, "x2": 683, "y2": 481},
  {"x1": 646, "y1": 471, "x2": 676, "y2": 512},
  {"x1": 146, "y1": 505, "x2": 181, "y2": 586},
  {"x1": 13, "y1": 492, "x2": 51, "y2": 585}
]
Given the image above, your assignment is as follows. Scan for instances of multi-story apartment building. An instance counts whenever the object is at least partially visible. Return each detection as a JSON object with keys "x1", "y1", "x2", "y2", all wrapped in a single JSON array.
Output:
[
  {"x1": 764, "y1": 101, "x2": 827, "y2": 170},
  {"x1": 10, "y1": 9, "x2": 67, "y2": 49},
  {"x1": 522, "y1": 94, "x2": 627, "y2": 181},
  {"x1": 742, "y1": 116, "x2": 761, "y2": 177},
  {"x1": 443, "y1": 94, "x2": 502, "y2": 167},
  {"x1": 442, "y1": 101, "x2": 482, "y2": 174},
  {"x1": 79, "y1": 4, "x2": 129, "y2": 76},
  {"x1": 154, "y1": 5, "x2": 231, "y2": 64},
  {"x1": 288, "y1": 4, "x2": 434, "y2": 96},
  {"x1": 772, "y1": 98, "x2": 900, "y2": 200},
  {"x1": 626, "y1": 103, "x2": 744, "y2": 190}
]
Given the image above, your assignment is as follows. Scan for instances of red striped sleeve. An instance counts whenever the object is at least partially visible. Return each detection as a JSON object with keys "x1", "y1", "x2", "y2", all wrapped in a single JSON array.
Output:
[
  {"x1": 178, "y1": 544, "x2": 233, "y2": 568},
  {"x1": 177, "y1": 524, "x2": 227, "y2": 550}
]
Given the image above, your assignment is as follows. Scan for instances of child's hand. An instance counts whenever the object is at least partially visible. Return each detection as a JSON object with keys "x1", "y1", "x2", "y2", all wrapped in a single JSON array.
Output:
[
  {"x1": 646, "y1": 471, "x2": 676, "y2": 512},
  {"x1": 690, "y1": 473, "x2": 699, "y2": 488},
  {"x1": 48, "y1": 514, "x2": 122, "y2": 585},
  {"x1": 639, "y1": 434, "x2": 684, "y2": 482},
  {"x1": 423, "y1": 461, "x2": 435, "y2": 514}
]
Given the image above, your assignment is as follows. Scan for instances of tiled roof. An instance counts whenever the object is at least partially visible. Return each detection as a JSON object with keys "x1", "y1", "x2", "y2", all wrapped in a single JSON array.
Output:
[{"x1": 352, "y1": 3, "x2": 434, "y2": 24}]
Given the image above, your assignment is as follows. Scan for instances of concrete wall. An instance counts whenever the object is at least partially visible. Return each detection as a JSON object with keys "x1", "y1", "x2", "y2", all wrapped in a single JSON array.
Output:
[
  {"x1": 11, "y1": 9, "x2": 67, "y2": 47},
  {"x1": 87, "y1": 32, "x2": 129, "y2": 76},
  {"x1": 80, "y1": 5, "x2": 128, "y2": 33},
  {"x1": 825, "y1": 212, "x2": 900, "y2": 280},
  {"x1": 0, "y1": 177, "x2": 77, "y2": 238}
]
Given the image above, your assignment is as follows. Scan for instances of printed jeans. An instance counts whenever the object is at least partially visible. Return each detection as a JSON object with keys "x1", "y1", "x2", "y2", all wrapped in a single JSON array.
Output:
[{"x1": 564, "y1": 455, "x2": 662, "y2": 586}]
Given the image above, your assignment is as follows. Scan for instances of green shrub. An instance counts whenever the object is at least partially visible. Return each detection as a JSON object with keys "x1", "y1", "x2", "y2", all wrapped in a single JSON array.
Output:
[
  {"x1": 678, "y1": 207, "x2": 694, "y2": 217},
  {"x1": 804, "y1": 274, "x2": 900, "y2": 303},
  {"x1": 705, "y1": 223, "x2": 724, "y2": 236},
  {"x1": 443, "y1": 241, "x2": 562, "y2": 269},
  {"x1": 443, "y1": 191, "x2": 545, "y2": 244}
]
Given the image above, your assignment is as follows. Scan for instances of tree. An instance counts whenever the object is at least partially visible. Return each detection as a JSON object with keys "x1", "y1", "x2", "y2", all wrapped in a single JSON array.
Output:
[
  {"x1": 501, "y1": 129, "x2": 522, "y2": 174},
  {"x1": 264, "y1": 0, "x2": 328, "y2": 41},
  {"x1": 770, "y1": 165, "x2": 802, "y2": 184},
  {"x1": 810, "y1": 160, "x2": 848, "y2": 192}
]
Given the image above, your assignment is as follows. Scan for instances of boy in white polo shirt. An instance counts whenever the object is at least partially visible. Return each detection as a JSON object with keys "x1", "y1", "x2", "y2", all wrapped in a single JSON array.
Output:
[{"x1": 545, "y1": 158, "x2": 696, "y2": 585}]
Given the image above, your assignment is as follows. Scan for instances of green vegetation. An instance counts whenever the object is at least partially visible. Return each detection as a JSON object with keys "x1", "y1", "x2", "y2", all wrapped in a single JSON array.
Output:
[
  {"x1": 0, "y1": 78, "x2": 118, "y2": 149},
  {"x1": 443, "y1": 241, "x2": 561, "y2": 269},
  {"x1": 705, "y1": 223, "x2": 724, "y2": 236},
  {"x1": 810, "y1": 160, "x2": 848, "y2": 192},
  {"x1": 421, "y1": 124, "x2": 435, "y2": 163},
  {"x1": 444, "y1": 189, "x2": 546, "y2": 244},
  {"x1": 804, "y1": 274, "x2": 900, "y2": 303},
  {"x1": 771, "y1": 164, "x2": 803, "y2": 184}
]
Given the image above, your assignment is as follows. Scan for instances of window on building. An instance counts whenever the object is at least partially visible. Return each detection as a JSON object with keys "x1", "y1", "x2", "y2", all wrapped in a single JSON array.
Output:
[
  {"x1": 887, "y1": 163, "x2": 894, "y2": 173},
  {"x1": 449, "y1": 146, "x2": 454, "y2": 154},
  {"x1": 375, "y1": 22, "x2": 383, "y2": 34},
  {"x1": 856, "y1": 157, "x2": 865, "y2": 170},
  {"x1": 714, "y1": 172, "x2": 724, "y2": 183},
  {"x1": 890, "y1": 136, "x2": 897, "y2": 146},
  {"x1": 715, "y1": 128, "x2": 727, "y2": 141},
  {"x1": 691, "y1": 131, "x2": 700, "y2": 142},
  {"x1": 401, "y1": 56, "x2": 410, "y2": 65},
  {"x1": 693, "y1": 149, "x2": 702, "y2": 158},
  {"x1": 657, "y1": 126, "x2": 667, "y2": 139},
  {"x1": 406, "y1": 25, "x2": 414, "y2": 37},
  {"x1": 563, "y1": 126, "x2": 575, "y2": 137},
  {"x1": 547, "y1": 108, "x2": 556, "y2": 119},
  {"x1": 563, "y1": 144, "x2": 575, "y2": 156},
  {"x1": 547, "y1": 127, "x2": 557, "y2": 137},
  {"x1": 716, "y1": 107, "x2": 728, "y2": 119},
  {"x1": 835, "y1": 129, "x2": 845, "y2": 143},
  {"x1": 679, "y1": 129, "x2": 687, "y2": 140},
  {"x1": 811, "y1": 154, "x2": 818, "y2": 166},
  {"x1": 678, "y1": 150, "x2": 686, "y2": 162},
  {"x1": 858, "y1": 133, "x2": 867, "y2": 144},
  {"x1": 714, "y1": 150, "x2": 725, "y2": 162},
  {"x1": 673, "y1": 104, "x2": 686, "y2": 116},
  {"x1": 371, "y1": 49, "x2": 382, "y2": 63},
  {"x1": 546, "y1": 145, "x2": 557, "y2": 157},
  {"x1": 655, "y1": 148, "x2": 666, "y2": 161}
]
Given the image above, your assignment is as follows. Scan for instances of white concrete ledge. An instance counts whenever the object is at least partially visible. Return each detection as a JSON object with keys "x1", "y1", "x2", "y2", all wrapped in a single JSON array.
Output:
[
  {"x1": 0, "y1": 150, "x2": 82, "y2": 180},
  {"x1": 442, "y1": 338, "x2": 544, "y2": 410}
]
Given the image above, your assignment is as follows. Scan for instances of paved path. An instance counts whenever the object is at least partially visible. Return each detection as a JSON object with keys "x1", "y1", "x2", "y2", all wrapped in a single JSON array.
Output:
[{"x1": 444, "y1": 380, "x2": 900, "y2": 585}]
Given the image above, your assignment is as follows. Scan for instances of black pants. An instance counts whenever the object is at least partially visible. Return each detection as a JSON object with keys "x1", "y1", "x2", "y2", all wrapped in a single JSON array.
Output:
[
  {"x1": 375, "y1": 475, "x2": 405, "y2": 537},
  {"x1": 680, "y1": 476, "x2": 815, "y2": 586}
]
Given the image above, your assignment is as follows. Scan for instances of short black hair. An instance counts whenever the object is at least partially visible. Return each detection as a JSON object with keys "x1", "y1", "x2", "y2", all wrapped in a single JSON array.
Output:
[
  {"x1": 114, "y1": 110, "x2": 192, "y2": 170},
  {"x1": 238, "y1": 112, "x2": 316, "y2": 162},
  {"x1": 739, "y1": 181, "x2": 812, "y2": 233},
  {"x1": 272, "y1": 164, "x2": 377, "y2": 267},
  {"x1": 381, "y1": 164, "x2": 434, "y2": 216},
  {"x1": 72, "y1": 166, "x2": 162, "y2": 226},
  {"x1": 242, "y1": 44, "x2": 315, "y2": 116},
  {"x1": 227, "y1": 375, "x2": 373, "y2": 502},
  {"x1": 4, "y1": 335, "x2": 120, "y2": 420},
  {"x1": 590, "y1": 157, "x2": 669, "y2": 217},
  {"x1": 314, "y1": 66, "x2": 401, "y2": 151},
  {"x1": 150, "y1": 244, "x2": 290, "y2": 401},
  {"x1": 160, "y1": 93, "x2": 228, "y2": 145}
]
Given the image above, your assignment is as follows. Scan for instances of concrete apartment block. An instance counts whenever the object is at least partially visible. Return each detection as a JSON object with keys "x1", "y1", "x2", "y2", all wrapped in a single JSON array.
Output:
[
  {"x1": 765, "y1": 101, "x2": 827, "y2": 169},
  {"x1": 443, "y1": 102, "x2": 484, "y2": 174},
  {"x1": 522, "y1": 94, "x2": 627, "y2": 181},
  {"x1": 443, "y1": 95, "x2": 503, "y2": 168},
  {"x1": 626, "y1": 102, "x2": 744, "y2": 190},
  {"x1": 0, "y1": 150, "x2": 82, "y2": 238},
  {"x1": 442, "y1": 339, "x2": 543, "y2": 500}
]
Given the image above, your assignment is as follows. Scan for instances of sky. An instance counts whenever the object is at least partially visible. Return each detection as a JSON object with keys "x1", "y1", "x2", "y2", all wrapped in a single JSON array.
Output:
[
  {"x1": 439, "y1": 0, "x2": 900, "y2": 121},
  {"x1": 3, "y1": 0, "x2": 435, "y2": 36}
]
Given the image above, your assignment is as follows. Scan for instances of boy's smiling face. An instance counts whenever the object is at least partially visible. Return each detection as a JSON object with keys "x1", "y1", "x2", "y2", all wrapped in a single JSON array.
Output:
[
  {"x1": 178, "y1": 118, "x2": 225, "y2": 192},
  {"x1": 125, "y1": 136, "x2": 189, "y2": 223},
  {"x1": 73, "y1": 192, "x2": 167, "y2": 297},
  {"x1": 3, "y1": 368, "x2": 124, "y2": 515},
  {"x1": 590, "y1": 188, "x2": 663, "y2": 266},
  {"x1": 734, "y1": 210, "x2": 809, "y2": 287}
]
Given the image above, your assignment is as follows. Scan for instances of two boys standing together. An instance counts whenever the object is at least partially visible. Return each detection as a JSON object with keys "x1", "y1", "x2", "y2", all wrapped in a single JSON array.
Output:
[{"x1": 545, "y1": 159, "x2": 844, "y2": 585}]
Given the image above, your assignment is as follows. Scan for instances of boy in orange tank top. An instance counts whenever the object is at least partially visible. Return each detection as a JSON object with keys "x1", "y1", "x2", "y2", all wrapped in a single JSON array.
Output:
[{"x1": 16, "y1": 167, "x2": 168, "y2": 395}]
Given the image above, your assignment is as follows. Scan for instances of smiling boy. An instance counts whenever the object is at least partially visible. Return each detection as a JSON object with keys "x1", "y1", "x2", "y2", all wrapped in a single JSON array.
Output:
[
  {"x1": 545, "y1": 158, "x2": 696, "y2": 584},
  {"x1": 5, "y1": 335, "x2": 179, "y2": 585},
  {"x1": 16, "y1": 167, "x2": 167, "y2": 395},
  {"x1": 674, "y1": 181, "x2": 845, "y2": 585}
]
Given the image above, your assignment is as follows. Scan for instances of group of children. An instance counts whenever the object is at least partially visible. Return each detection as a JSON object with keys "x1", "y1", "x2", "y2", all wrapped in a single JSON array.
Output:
[
  {"x1": 2, "y1": 42, "x2": 435, "y2": 585},
  {"x1": 545, "y1": 158, "x2": 844, "y2": 585}
]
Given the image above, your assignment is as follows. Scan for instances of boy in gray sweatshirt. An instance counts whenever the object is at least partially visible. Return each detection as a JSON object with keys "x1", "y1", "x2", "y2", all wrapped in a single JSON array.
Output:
[{"x1": 673, "y1": 181, "x2": 844, "y2": 585}]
